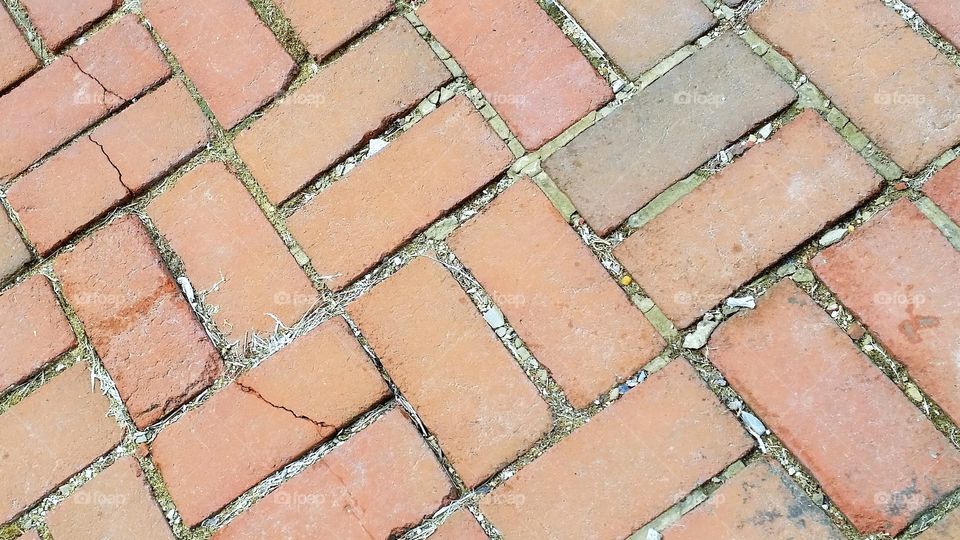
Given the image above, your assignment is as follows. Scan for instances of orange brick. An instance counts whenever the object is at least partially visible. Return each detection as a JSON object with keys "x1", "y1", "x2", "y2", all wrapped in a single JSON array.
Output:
[
  {"x1": 615, "y1": 111, "x2": 881, "y2": 328},
  {"x1": 350, "y1": 257, "x2": 551, "y2": 487},
  {"x1": 0, "y1": 211, "x2": 30, "y2": 280},
  {"x1": 0, "y1": 275, "x2": 75, "y2": 392},
  {"x1": 419, "y1": 0, "x2": 611, "y2": 150},
  {"x1": 151, "y1": 319, "x2": 388, "y2": 526},
  {"x1": 235, "y1": 18, "x2": 451, "y2": 203},
  {"x1": 288, "y1": 96, "x2": 512, "y2": 291},
  {"x1": 925, "y1": 159, "x2": 960, "y2": 225},
  {"x1": 143, "y1": 0, "x2": 295, "y2": 128},
  {"x1": 148, "y1": 162, "x2": 316, "y2": 340},
  {"x1": 214, "y1": 407, "x2": 453, "y2": 539},
  {"x1": 710, "y1": 281, "x2": 960, "y2": 535},
  {"x1": 432, "y1": 510, "x2": 487, "y2": 540},
  {"x1": 46, "y1": 456, "x2": 173, "y2": 540},
  {"x1": 480, "y1": 360, "x2": 752, "y2": 540},
  {"x1": 0, "y1": 363, "x2": 123, "y2": 523},
  {"x1": 918, "y1": 510, "x2": 960, "y2": 540},
  {"x1": 275, "y1": 0, "x2": 392, "y2": 59},
  {"x1": 0, "y1": 7, "x2": 37, "y2": 91},
  {"x1": 21, "y1": 0, "x2": 116, "y2": 50},
  {"x1": 55, "y1": 216, "x2": 223, "y2": 428},
  {"x1": 449, "y1": 179, "x2": 665, "y2": 408}
]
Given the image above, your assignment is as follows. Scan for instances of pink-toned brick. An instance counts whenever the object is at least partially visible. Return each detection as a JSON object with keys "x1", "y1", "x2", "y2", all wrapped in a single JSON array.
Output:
[
  {"x1": 0, "y1": 362, "x2": 123, "y2": 523},
  {"x1": 143, "y1": 0, "x2": 295, "y2": 128},
  {"x1": 151, "y1": 318, "x2": 388, "y2": 526},
  {"x1": 17, "y1": 531, "x2": 40, "y2": 540},
  {"x1": 275, "y1": 0, "x2": 392, "y2": 59},
  {"x1": 925, "y1": 159, "x2": 960, "y2": 224},
  {"x1": 918, "y1": 509, "x2": 960, "y2": 540},
  {"x1": 234, "y1": 18, "x2": 451, "y2": 203},
  {"x1": 55, "y1": 215, "x2": 223, "y2": 428},
  {"x1": 909, "y1": 0, "x2": 960, "y2": 49},
  {"x1": 432, "y1": 510, "x2": 487, "y2": 540},
  {"x1": 0, "y1": 275, "x2": 75, "y2": 392},
  {"x1": 214, "y1": 407, "x2": 453, "y2": 540},
  {"x1": 288, "y1": 96, "x2": 512, "y2": 291},
  {"x1": 47, "y1": 456, "x2": 173, "y2": 540},
  {"x1": 349, "y1": 257, "x2": 552, "y2": 487},
  {"x1": 148, "y1": 162, "x2": 316, "y2": 340},
  {"x1": 449, "y1": 179, "x2": 665, "y2": 408},
  {"x1": 481, "y1": 360, "x2": 751, "y2": 540},
  {"x1": 0, "y1": 7, "x2": 37, "y2": 91},
  {"x1": 615, "y1": 110, "x2": 881, "y2": 328},
  {"x1": 0, "y1": 211, "x2": 30, "y2": 280},
  {"x1": 21, "y1": 0, "x2": 116, "y2": 50},
  {"x1": 419, "y1": 0, "x2": 612, "y2": 150},
  {"x1": 0, "y1": 15, "x2": 169, "y2": 181},
  {"x1": 710, "y1": 281, "x2": 960, "y2": 535}
]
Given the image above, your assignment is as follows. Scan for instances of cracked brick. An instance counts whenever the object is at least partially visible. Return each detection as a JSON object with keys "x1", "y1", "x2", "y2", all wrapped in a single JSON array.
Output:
[
  {"x1": 0, "y1": 6, "x2": 38, "y2": 92},
  {"x1": 21, "y1": 0, "x2": 117, "y2": 50}
]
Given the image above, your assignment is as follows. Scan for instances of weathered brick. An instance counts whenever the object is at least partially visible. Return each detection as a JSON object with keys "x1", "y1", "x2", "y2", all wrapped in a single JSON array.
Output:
[
  {"x1": 0, "y1": 362, "x2": 123, "y2": 523},
  {"x1": 151, "y1": 318, "x2": 388, "y2": 526},
  {"x1": 481, "y1": 360, "x2": 751, "y2": 539},
  {"x1": 544, "y1": 33, "x2": 795, "y2": 234},
  {"x1": 9, "y1": 79, "x2": 210, "y2": 254},
  {"x1": 55, "y1": 215, "x2": 223, "y2": 428},
  {"x1": 0, "y1": 7, "x2": 37, "y2": 91},
  {"x1": 214, "y1": 407, "x2": 453, "y2": 539},
  {"x1": 17, "y1": 531, "x2": 39, "y2": 540},
  {"x1": 559, "y1": 0, "x2": 714, "y2": 79},
  {"x1": 448, "y1": 179, "x2": 664, "y2": 408},
  {"x1": 615, "y1": 110, "x2": 881, "y2": 328},
  {"x1": 288, "y1": 96, "x2": 512, "y2": 291},
  {"x1": 432, "y1": 510, "x2": 487, "y2": 540},
  {"x1": 925, "y1": 159, "x2": 960, "y2": 224},
  {"x1": 918, "y1": 509, "x2": 960, "y2": 540},
  {"x1": 143, "y1": 0, "x2": 295, "y2": 128},
  {"x1": 0, "y1": 15, "x2": 169, "y2": 181},
  {"x1": 710, "y1": 281, "x2": 960, "y2": 535},
  {"x1": 0, "y1": 275, "x2": 75, "y2": 392},
  {"x1": 234, "y1": 18, "x2": 450, "y2": 203},
  {"x1": 419, "y1": 0, "x2": 611, "y2": 150},
  {"x1": 21, "y1": 0, "x2": 116, "y2": 50},
  {"x1": 0, "y1": 211, "x2": 30, "y2": 279},
  {"x1": 349, "y1": 257, "x2": 551, "y2": 487},
  {"x1": 275, "y1": 0, "x2": 392, "y2": 59},
  {"x1": 148, "y1": 162, "x2": 316, "y2": 340},
  {"x1": 812, "y1": 200, "x2": 960, "y2": 423},
  {"x1": 46, "y1": 456, "x2": 173, "y2": 540},
  {"x1": 662, "y1": 460, "x2": 844, "y2": 540},
  {"x1": 751, "y1": 0, "x2": 960, "y2": 173},
  {"x1": 909, "y1": 0, "x2": 960, "y2": 49}
]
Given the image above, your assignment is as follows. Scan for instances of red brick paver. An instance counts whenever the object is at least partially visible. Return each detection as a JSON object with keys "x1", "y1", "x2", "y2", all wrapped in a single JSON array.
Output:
[
  {"x1": 909, "y1": 0, "x2": 960, "y2": 49},
  {"x1": 925, "y1": 159, "x2": 960, "y2": 224},
  {"x1": 432, "y1": 510, "x2": 487, "y2": 540},
  {"x1": 275, "y1": 0, "x2": 392, "y2": 59},
  {"x1": 0, "y1": 7, "x2": 37, "y2": 92},
  {"x1": 918, "y1": 509, "x2": 960, "y2": 540},
  {"x1": 0, "y1": 212, "x2": 31, "y2": 280},
  {"x1": 17, "y1": 531, "x2": 39, "y2": 540},
  {"x1": 20, "y1": 0, "x2": 116, "y2": 50},
  {"x1": 419, "y1": 0, "x2": 612, "y2": 150},
  {"x1": 288, "y1": 95, "x2": 512, "y2": 291},
  {"x1": 710, "y1": 281, "x2": 960, "y2": 535}
]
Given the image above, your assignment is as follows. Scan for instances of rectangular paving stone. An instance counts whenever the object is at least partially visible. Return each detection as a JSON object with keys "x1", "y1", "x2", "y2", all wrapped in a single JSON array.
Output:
[
  {"x1": 419, "y1": 0, "x2": 612, "y2": 150},
  {"x1": 0, "y1": 7, "x2": 38, "y2": 92},
  {"x1": 0, "y1": 211, "x2": 30, "y2": 280},
  {"x1": 909, "y1": 0, "x2": 960, "y2": 49},
  {"x1": 615, "y1": 110, "x2": 881, "y2": 328},
  {"x1": 151, "y1": 318, "x2": 388, "y2": 526},
  {"x1": 432, "y1": 510, "x2": 487, "y2": 540},
  {"x1": 710, "y1": 280, "x2": 960, "y2": 535},
  {"x1": 288, "y1": 95, "x2": 512, "y2": 291},
  {"x1": 214, "y1": 407, "x2": 453, "y2": 540},
  {"x1": 448, "y1": 179, "x2": 665, "y2": 409},
  {"x1": 55, "y1": 215, "x2": 223, "y2": 429},
  {"x1": 544, "y1": 33, "x2": 796, "y2": 234},
  {"x1": 481, "y1": 360, "x2": 752, "y2": 540},
  {"x1": 21, "y1": 0, "x2": 116, "y2": 50},
  {"x1": 750, "y1": 0, "x2": 960, "y2": 173},
  {"x1": 925, "y1": 158, "x2": 960, "y2": 224},
  {"x1": 234, "y1": 17, "x2": 451, "y2": 203},
  {"x1": 144, "y1": 0, "x2": 295, "y2": 129},
  {"x1": 275, "y1": 0, "x2": 392, "y2": 59},
  {"x1": 0, "y1": 362, "x2": 123, "y2": 523},
  {"x1": 349, "y1": 257, "x2": 552, "y2": 487},
  {"x1": 148, "y1": 162, "x2": 317, "y2": 341}
]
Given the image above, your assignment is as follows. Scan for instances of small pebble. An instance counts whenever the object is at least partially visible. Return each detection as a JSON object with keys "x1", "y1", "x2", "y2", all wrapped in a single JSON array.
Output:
[
  {"x1": 725, "y1": 296, "x2": 756, "y2": 309},
  {"x1": 683, "y1": 319, "x2": 720, "y2": 349},
  {"x1": 791, "y1": 268, "x2": 814, "y2": 283},
  {"x1": 818, "y1": 227, "x2": 847, "y2": 247}
]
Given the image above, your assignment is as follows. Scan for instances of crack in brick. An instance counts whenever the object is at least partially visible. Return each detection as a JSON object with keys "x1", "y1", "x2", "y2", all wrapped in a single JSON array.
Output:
[
  {"x1": 87, "y1": 134, "x2": 133, "y2": 195},
  {"x1": 64, "y1": 53, "x2": 125, "y2": 104},
  {"x1": 235, "y1": 380, "x2": 334, "y2": 430}
]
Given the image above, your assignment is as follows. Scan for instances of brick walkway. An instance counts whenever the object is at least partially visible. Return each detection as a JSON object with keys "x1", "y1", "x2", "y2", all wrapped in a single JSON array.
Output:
[{"x1": 1, "y1": 0, "x2": 960, "y2": 539}]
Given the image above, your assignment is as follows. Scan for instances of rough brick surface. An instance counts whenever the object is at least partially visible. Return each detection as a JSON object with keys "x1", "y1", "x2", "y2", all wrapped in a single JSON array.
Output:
[
  {"x1": 143, "y1": 0, "x2": 295, "y2": 128},
  {"x1": 663, "y1": 460, "x2": 844, "y2": 540},
  {"x1": 0, "y1": 15, "x2": 169, "y2": 181},
  {"x1": 449, "y1": 179, "x2": 665, "y2": 408},
  {"x1": 0, "y1": 7, "x2": 37, "y2": 91},
  {"x1": 0, "y1": 211, "x2": 30, "y2": 280},
  {"x1": 21, "y1": 0, "x2": 116, "y2": 50},
  {"x1": 918, "y1": 510, "x2": 960, "y2": 540},
  {"x1": 152, "y1": 319, "x2": 388, "y2": 526},
  {"x1": 235, "y1": 18, "x2": 451, "y2": 203},
  {"x1": 909, "y1": 0, "x2": 960, "y2": 49},
  {"x1": 276, "y1": 0, "x2": 392, "y2": 59},
  {"x1": 17, "y1": 532, "x2": 39, "y2": 540},
  {"x1": 288, "y1": 96, "x2": 512, "y2": 290},
  {"x1": 148, "y1": 162, "x2": 317, "y2": 340},
  {"x1": 215, "y1": 408, "x2": 453, "y2": 540},
  {"x1": 615, "y1": 110, "x2": 881, "y2": 328},
  {"x1": 812, "y1": 200, "x2": 960, "y2": 423},
  {"x1": 925, "y1": 159, "x2": 960, "y2": 224},
  {"x1": 55, "y1": 216, "x2": 223, "y2": 428},
  {"x1": 419, "y1": 0, "x2": 612, "y2": 150},
  {"x1": 350, "y1": 257, "x2": 552, "y2": 487},
  {"x1": 0, "y1": 275, "x2": 75, "y2": 392},
  {"x1": 481, "y1": 360, "x2": 751, "y2": 540},
  {"x1": 751, "y1": 0, "x2": 960, "y2": 173},
  {"x1": 46, "y1": 457, "x2": 173, "y2": 540},
  {"x1": 559, "y1": 0, "x2": 714, "y2": 79},
  {"x1": 0, "y1": 363, "x2": 123, "y2": 523},
  {"x1": 544, "y1": 33, "x2": 795, "y2": 234},
  {"x1": 710, "y1": 281, "x2": 960, "y2": 535},
  {"x1": 9, "y1": 79, "x2": 210, "y2": 254},
  {"x1": 432, "y1": 510, "x2": 487, "y2": 540}
]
